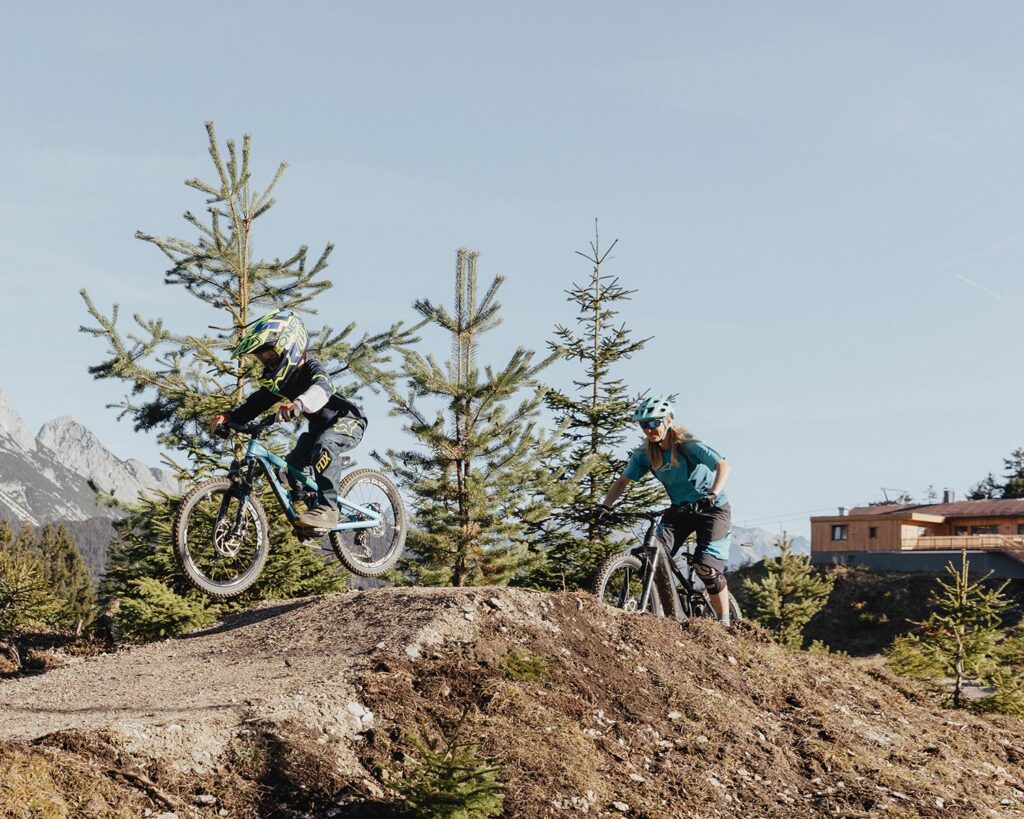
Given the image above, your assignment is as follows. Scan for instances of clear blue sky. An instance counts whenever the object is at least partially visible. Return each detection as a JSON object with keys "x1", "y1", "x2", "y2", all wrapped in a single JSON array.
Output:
[{"x1": 3, "y1": 2, "x2": 1023, "y2": 537}]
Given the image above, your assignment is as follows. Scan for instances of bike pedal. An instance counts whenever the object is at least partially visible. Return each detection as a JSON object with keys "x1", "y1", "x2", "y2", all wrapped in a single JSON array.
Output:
[{"x1": 338, "y1": 455, "x2": 352, "y2": 469}]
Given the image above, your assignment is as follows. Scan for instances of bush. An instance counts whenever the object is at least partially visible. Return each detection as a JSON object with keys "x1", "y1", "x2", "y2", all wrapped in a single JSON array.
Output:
[{"x1": 115, "y1": 577, "x2": 216, "y2": 641}]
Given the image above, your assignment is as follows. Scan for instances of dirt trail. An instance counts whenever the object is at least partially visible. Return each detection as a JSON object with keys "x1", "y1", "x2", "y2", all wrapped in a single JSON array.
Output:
[
  {"x1": 0, "y1": 588, "x2": 479, "y2": 769},
  {"x1": 2, "y1": 587, "x2": 1024, "y2": 818}
]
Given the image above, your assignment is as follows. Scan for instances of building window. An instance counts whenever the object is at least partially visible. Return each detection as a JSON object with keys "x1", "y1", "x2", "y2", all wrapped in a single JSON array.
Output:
[
  {"x1": 869, "y1": 527, "x2": 878, "y2": 539},
  {"x1": 831, "y1": 525, "x2": 848, "y2": 541},
  {"x1": 1018, "y1": 524, "x2": 1024, "y2": 535},
  {"x1": 972, "y1": 525, "x2": 998, "y2": 535},
  {"x1": 953, "y1": 526, "x2": 968, "y2": 536},
  {"x1": 847, "y1": 554, "x2": 857, "y2": 564}
]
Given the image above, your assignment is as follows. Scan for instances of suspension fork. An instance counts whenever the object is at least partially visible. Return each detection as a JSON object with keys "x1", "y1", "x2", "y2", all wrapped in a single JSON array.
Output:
[
  {"x1": 222, "y1": 458, "x2": 258, "y2": 536},
  {"x1": 638, "y1": 519, "x2": 661, "y2": 612}
]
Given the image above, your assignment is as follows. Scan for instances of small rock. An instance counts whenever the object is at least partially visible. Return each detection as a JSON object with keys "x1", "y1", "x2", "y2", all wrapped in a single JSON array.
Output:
[
  {"x1": 405, "y1": 644, "x2": 421, "y2": 660},
  {"x1": 194, "y1": 794, "x2": 217, "y2": 806},
  {"x1": 486, "y1": 597, "x2": 502, "y2": 609},
  {"x1": 727, "y1": 655, "x2": 737, "y2": 665},
  {"x1": 464, "y1": 612, "x2": 475, "y2": 621},
  {"x1": 695, "y1": 735, "x2": 709, "y2": 744},
  {"x1": 667, "y1": 711, "x2": 683, "y2": 721},
  {"x1": 629, "y1": 773, "x2": 646, "y2": 783},
  {"x1": 612, "y1": 802, "x2": 630, "y2": 812},
  {"x1": 935, "y1": 797, "x2": 945, "y2": 809}
]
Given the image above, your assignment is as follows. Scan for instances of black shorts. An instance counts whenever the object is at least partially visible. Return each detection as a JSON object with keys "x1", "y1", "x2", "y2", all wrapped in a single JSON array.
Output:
[{"x1": 656, "y1": 502, "x2": 731, "y2": 574}]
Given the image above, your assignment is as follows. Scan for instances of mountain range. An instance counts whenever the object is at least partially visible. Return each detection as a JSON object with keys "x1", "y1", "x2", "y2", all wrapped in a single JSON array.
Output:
[{"x1": 0, "y1": 390, "x2": 178, "y2": 526}]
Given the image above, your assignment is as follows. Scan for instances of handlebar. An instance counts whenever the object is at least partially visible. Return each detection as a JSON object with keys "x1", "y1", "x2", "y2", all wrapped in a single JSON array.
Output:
[
  {"x1": 603, "y1": 503, "x2": 700, "y2": 524},
  {"x1": 214, "y1": 416, "x2": 277, "y2": 439}
]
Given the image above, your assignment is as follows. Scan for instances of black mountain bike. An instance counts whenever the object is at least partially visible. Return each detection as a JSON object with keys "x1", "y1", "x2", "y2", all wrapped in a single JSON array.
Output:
[
  {"x1": 592, "y1": 506, "x2": 742, "y2": 623},
  {"x1": 172, "y1": 417, "x2": 406, "y2": 599}
]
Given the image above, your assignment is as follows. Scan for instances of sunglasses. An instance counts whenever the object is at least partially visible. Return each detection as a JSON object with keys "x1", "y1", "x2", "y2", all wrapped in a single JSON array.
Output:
[{"x1": 638, "y1": 419, "x2": 665, "y2": 430}]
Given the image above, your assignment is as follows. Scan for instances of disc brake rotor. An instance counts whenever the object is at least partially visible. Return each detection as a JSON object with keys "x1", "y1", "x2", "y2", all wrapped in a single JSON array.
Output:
[{"x1": 213, "y1": 515, "x2": 247, "y2": 558}]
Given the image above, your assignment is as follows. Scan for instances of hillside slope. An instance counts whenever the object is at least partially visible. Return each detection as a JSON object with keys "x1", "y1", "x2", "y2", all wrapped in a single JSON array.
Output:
[{"x1": 1, "y1": 588, "x2": 1023, "y2": 818}]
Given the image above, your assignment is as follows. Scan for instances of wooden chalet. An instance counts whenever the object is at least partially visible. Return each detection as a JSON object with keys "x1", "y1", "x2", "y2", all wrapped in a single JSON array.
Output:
[{"x1": 810, "y1": 497, "x2": 1024, "y2": 578}]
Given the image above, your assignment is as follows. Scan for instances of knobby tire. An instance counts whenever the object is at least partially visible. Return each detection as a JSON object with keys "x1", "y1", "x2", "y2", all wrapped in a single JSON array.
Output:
[
  {"x1": 328, "y1": 468, "x2": 406, "y2": 577},
  {"x1": 172, "y1": 477, "x2": 270, "y2": 599}
]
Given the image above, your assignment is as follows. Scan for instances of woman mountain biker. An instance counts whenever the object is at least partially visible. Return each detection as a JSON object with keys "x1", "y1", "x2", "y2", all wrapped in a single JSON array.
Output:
[
  {"x1": 598, "y1": 395, "x2": 735, "y2": 626},
  {"x1": 209, "y1": 309, "x2": 367, "y2": 530}
]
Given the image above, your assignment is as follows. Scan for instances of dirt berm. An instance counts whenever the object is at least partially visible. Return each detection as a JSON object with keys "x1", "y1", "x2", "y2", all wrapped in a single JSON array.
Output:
[{"x1": 1, "y1": 587, "x2": 1023, "y2": 818}]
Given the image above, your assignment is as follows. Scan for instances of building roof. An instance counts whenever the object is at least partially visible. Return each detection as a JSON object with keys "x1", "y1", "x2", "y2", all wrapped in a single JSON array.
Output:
[{"x1": 848, "y1": 499, "x2": 1024, "y2": 519}]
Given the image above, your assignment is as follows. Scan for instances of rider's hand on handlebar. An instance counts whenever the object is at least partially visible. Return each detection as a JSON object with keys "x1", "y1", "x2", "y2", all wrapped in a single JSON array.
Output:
[
  {"x1": 277, "y1": 401, "x2": 301, "y2": 422},
  {"x1": 210, "y1": 414, "x2": 228, "y2": 434},
  {"x1": 696, "y1": 493, "x2": 718, "y2": 514}
]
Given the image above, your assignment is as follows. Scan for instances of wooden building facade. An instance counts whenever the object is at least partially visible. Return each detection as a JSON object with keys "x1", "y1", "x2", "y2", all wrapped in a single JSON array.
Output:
[{"x1": 811, "y1": 499, "x2": 1024, "y2": 572}]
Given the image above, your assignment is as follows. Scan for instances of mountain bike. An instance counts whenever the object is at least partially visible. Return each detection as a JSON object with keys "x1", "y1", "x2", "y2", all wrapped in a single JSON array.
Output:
[
  {"x1": 172, "y1": 417, "x2": 406, "y2": 599},
  {"x1": 592, "y1": 506, "x2": 742, "y2": 623}
]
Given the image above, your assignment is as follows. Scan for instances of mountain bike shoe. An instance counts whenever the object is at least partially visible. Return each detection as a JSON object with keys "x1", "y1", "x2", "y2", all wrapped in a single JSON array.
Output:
[{"x1": 296, "y1": 505, "x2": 339, "y2": 529}]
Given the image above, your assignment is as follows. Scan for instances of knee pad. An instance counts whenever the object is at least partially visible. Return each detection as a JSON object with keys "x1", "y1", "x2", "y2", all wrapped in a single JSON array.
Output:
[{"x1": 693, "y1": 562, "x2": 727, "y2": 594}]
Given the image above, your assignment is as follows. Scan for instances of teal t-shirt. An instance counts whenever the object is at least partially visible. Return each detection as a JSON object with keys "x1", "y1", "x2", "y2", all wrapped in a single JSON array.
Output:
[{"x1": 622, "y1": 440, "x2": 728, "y2": 506}]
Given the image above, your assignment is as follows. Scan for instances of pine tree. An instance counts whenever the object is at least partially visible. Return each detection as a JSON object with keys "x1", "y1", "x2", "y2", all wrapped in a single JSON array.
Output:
[
  {"x1": 380, "y1": 248, "x2": 573, "y2": 587},
  {"x1": 523, "y1": 224, "x2": 661, "y2": 591},
  {"x1": 1001, "y1": 448, "x2": 1024, "y2": 499},
  {"x1": 80, "y1": 123, "x2": 417, "y2": 637},
  {"x1": 0, "y1": 525, "x2": 59, "y2": 640},
  {"x1": 394, "y1": 714, "x2": 504, "y2": 819},
  {"x1": 966, "y1": 472, "x2": 1001, "y2": 500},
  {"x1": 741, "y1": 534, "x2": 836, "y2": 649},
  {"x1": 887, "y1": 551, "x2": 1011, "y2": 708},
  {"x1": 35, "y1": 523, "x2": 95, "y2": 631}
]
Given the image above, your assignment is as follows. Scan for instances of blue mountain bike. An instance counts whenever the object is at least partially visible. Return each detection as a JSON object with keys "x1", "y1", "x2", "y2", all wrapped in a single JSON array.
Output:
[{"x1": 172, "y1": 417, "x2": 406, "y2": 598}]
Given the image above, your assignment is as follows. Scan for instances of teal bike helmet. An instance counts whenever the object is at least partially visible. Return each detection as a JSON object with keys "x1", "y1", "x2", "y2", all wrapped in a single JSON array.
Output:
[
  {"x1": 231, "y1": 309, "x2": 308, "y2": 393},
  {"x1": 632, "y1": 394, "x2": 675, "y2": 423}
]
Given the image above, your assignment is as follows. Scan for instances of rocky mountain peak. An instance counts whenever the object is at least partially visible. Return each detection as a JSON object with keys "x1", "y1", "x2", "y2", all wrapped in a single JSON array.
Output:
[
  {"x1": 0, "y1": 390, "x2": 37, "y2": 453},
  {"x1": 37, "y1": 415, "x2": 101, "y2": 454}
]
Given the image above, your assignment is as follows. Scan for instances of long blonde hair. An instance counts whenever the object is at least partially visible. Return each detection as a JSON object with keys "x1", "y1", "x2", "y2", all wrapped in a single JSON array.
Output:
[{"x1": 645, "y1": 424, "x2": 700, "y2": 472}]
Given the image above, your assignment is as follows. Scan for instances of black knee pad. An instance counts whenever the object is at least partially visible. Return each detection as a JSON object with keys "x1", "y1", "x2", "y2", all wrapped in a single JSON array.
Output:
[{"x1": 693, "y1": 562, "x2": 727, "y2": 594}]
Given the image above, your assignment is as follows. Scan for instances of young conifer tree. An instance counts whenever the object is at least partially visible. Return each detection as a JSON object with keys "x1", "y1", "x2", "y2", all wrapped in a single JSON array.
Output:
[
  {"x1": 380, "y1": 248, "x2": 573, "y2": 587},
  {"x1": 741, "y1": 534, "x2": 836, "y2": 649},
  {"x1": 35, "y1": 523, "x2": 95, "y2": 631},
  {"x1": 80, "y1": 123, "x2": 417, "y2": 637},
  {"x1": 0, "y1": 521, "x2": 60, "y2": 641},
  {"x1": 887, "y1": 551, "x2": 1012, "y2": 709},
  {"x1": 525, "y1": 224, "x2": 661, "y2": 590}
]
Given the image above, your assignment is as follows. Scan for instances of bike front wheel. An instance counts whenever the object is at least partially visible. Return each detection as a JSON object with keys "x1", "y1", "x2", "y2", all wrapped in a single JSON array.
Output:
[
  {"x1": 172, "y1": 477, "x2": 270, "y2": 599},
  {"x1": 329, "y1": 469, "x2": 406, "y2": 577},
  {"x1": 592, "y1": 552, "x2": 670, "y2": 616}
]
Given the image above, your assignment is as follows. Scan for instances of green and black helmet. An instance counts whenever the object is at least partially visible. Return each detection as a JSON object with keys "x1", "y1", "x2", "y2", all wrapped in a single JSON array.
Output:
[
  {"x1": 232, "y1": 309, "x2": 308, "y2": 392},
  {"x1": 632, "y1": 394, "x2": 675, "y2": 423}
]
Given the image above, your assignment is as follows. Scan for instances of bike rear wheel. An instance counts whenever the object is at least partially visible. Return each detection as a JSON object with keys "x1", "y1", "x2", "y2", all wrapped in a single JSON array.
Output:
[
  {"x1": 685, "y1": 588, "x2": 743, "y2": 623},
  {"x1": 329, "y1": 468, "x2": 406, "y2": 577},
  {"x1": 172, "y1": 477, "x2": 270, "y2": 599},
  {"x1": 592, "y1": 552, "x2": 672, "y2": 616}
]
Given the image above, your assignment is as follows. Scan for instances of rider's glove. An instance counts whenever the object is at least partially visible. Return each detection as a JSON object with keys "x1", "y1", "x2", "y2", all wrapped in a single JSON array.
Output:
[
  {"x1": 277, "y1": 401, "x2": 301, "y2": 422},
  {"x1": 595, "y1": 503, "x2": 613, "y2": 524},
  {"x1": 210, "y1": 413, "x2": 228, "y2": 434},
  {"x1": 696, "y1": 493, "x2": 718, "y2": 514}
]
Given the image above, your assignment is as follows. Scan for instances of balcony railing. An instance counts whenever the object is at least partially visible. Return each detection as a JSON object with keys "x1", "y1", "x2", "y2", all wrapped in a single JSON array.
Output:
[{"x1": 901, "y1": 535, "x2": 1024, "y2": 562}]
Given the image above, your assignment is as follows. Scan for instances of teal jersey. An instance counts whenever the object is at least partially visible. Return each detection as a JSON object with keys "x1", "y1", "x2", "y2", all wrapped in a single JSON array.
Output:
[{"x1": 623, "y1": 440, "x2": 728, "y2": 506}]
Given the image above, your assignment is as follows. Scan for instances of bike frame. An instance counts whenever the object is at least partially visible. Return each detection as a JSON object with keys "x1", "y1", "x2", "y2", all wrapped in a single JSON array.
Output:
[
  {"x1": 632, "y1": 514, "x2": 707, "y2": 618},
  {"x1": 233, "y1": 437, "x2": 384, "y2": 533}
]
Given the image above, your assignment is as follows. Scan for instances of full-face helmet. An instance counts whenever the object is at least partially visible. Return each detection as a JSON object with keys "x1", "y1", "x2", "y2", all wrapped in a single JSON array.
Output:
[{"x1": 231, "y1": 309, "x2": 308, "y2": 392}]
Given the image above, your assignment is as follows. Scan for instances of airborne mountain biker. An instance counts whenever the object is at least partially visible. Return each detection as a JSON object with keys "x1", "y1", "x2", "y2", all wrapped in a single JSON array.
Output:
[
  {"x1": 209, "y1": 309, "x2": 367, "y2": 530},
  {"x1": 598, "y1": 395, "x2": 734, "y2": 626}
]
